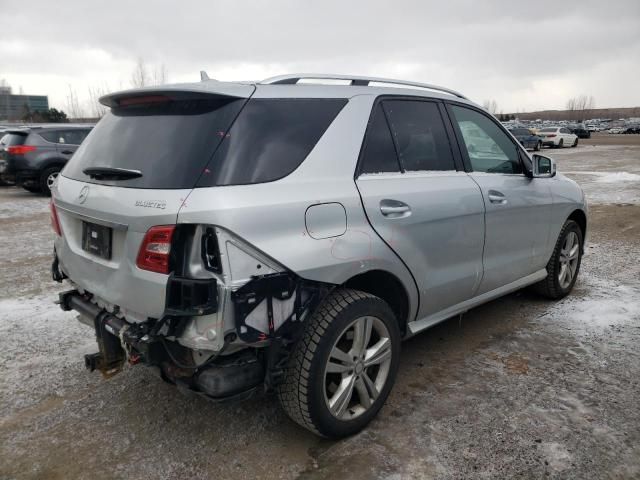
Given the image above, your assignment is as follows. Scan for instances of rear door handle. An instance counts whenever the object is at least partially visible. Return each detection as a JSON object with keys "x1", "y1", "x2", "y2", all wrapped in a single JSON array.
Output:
[
  {"x1": 61, "y1": 150, "x2": 74, "y2": 155},
  {"x1": 488, "y1": 190, "x2": 507, "y2": 204},
  {"x1": 380, "y1": 199, "x2": 411, "y2": 217}
]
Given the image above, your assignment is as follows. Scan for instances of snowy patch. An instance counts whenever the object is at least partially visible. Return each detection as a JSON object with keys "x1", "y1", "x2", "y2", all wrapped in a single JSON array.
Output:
[
  {"x1": 0, "y1": 293, "x2": 94, "y2": 413},
  {"x1": 0, "y1": 194, "x2": 49, "y2": 219},
  {"x1": 543, "y1": 277, "x2": 640, "y2": 332},
  {"x1": 562, "y1": 171, "x2": 640, "y2": 183},
  {"x1": 561, "y1": 171, "x2": 640, "y2": 205}
]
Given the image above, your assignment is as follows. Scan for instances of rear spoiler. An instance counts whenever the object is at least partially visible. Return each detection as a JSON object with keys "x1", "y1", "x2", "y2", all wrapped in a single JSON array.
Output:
[{"x1": 100, "y1": 82, "x2": 256, "y2": 108}]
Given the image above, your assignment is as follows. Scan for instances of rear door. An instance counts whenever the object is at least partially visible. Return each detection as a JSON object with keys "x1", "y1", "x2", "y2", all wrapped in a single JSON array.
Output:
[
  {"x1": 446, "y1": 103, "x2": 552, "y2": 295},
  {"x1": 355, "y1": 98, "x2": 485, "y2": 319},
  {"x1": 53, "y1": 86, "x2": 254, "y2": 319}
]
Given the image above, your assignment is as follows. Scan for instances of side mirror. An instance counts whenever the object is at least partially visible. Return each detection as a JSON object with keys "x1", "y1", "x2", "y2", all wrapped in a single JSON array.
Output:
[{"x1": 532, "y1": 154, "x2": 556, "y2": 178}]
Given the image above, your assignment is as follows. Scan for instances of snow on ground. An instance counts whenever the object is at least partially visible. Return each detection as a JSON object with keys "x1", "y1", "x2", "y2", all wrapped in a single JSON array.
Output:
[
  {"x1": 0, "y1": 193, "x2": 48, "y2": 219},
  {"x1": 0, "y1": 294, "x2": 94, "y2": 413},
  {"x1": 544, "y1": 275, "x2": 640, "y2": 333}
]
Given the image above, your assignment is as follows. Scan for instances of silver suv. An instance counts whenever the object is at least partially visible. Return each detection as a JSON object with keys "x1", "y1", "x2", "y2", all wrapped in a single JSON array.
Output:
[{"x1": 51, "y1": 74, "x2": 587, "y2": 438}]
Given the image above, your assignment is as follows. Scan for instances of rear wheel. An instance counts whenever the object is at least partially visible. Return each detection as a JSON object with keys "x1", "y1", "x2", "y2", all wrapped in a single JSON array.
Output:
[
  {"x1": 278, "y1": 289, "x2": 400, "y2": 438},
  {"x1": 572, "y1": 138, "x2": 578, "y2": 147},
  {"x1": 39, "y1": 166, "x2": 61, "y2": 196},
  {"x1": 534, "y1": 219, "x2": 583, "y2": 299},
  {"x1": 557, "y1": 139, "x2": 564, "y2": 148},
  {"x1": 535, "y1": 141, "x2": 542, "y2": 151}
]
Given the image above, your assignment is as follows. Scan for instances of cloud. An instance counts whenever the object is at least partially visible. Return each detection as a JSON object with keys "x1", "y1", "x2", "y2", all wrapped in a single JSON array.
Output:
[{"x1": 1, "y1": 0, "x2": 638, "y2": 114}]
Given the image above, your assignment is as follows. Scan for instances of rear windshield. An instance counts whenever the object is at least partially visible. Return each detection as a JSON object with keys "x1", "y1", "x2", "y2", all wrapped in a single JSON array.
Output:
[
  {"x1": 510, "y1": 128, "x2": 529, "y2": 135},
  {"x1": 63, "y1": 96, "x2": 346, "y2": 189},
  {"x1": 540, "y1": 128, "x2": 557, "y2": 132},
  {"x1": 62, "y1": 97, "x2": 246, "y2": 189},
  {"x1": 0, "y1": 133, "x2": 27, "y2": 147}
]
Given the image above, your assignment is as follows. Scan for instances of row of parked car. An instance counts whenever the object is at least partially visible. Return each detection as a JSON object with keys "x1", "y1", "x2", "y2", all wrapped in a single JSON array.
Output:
[
  {"x1": 507, "y1": 126, "x2": 579, "y2": 151},
  {"x1": 0, "y1": 124, "x2": 93, "y2": 195}
]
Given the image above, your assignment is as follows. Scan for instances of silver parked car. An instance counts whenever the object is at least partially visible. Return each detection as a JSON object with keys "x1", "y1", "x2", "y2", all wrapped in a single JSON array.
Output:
[{"x1": 51, "y1": 74, "x2": 587, "y2": 438}]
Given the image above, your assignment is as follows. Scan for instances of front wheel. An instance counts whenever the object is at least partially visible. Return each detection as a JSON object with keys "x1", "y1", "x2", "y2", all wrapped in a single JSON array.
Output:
[
  {"x1": 572, "y1": 138, "x2": 578, "y2": 147},
  {"x1": 278, "y1": 289, "x2": 401, "y2": 438},
  {"x1": 534, "y1": 219, "x2": 583, "y2": 299},
  {"x1": 535, "y1": 141, "x2": 542, "y2": 151}
]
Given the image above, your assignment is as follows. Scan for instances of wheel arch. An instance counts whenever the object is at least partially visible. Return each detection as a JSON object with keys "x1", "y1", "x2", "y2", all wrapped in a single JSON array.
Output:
[
  {"x1": 39, "y1": 157, "x2": 67, "y2": 172},
  {"x1": 568, "y1": 209, "x2": 587, "y2": 248},
  {"x1": 342, "y1": 269, "x2": 411, "y2": 336}
]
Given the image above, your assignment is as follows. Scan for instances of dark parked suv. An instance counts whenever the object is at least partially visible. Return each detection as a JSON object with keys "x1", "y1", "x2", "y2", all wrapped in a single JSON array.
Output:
[{"x1": 0, "y1": 125, "x2": 93, "y2": 195}]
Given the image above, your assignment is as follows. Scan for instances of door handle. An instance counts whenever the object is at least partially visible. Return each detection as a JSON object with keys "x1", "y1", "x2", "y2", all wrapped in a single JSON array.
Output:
[
  {"x1": 488, "y1": 190, "x2": 507, "y2": 204},
  {"x1": 61, "y1": 150, "x2": 74, "y2": 155},
  {"x1": 380, "y1": 199, "x2": 411, "y2": 217}
]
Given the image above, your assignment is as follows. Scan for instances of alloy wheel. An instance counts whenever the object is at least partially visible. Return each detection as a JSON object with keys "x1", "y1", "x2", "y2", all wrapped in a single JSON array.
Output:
[
  {"x1": 46, "y1": 171, "x2": 59, "y2": 190},
  {"x1": 558, "y1": 231, "x2": 580, "y2": 289},
  {"x1": 323, "y1": 316, "x2": 392, "y2": 420}
]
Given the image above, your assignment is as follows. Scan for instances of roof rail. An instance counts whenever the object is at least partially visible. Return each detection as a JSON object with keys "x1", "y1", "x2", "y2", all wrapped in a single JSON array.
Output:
[{"x1": 260, "y1": 74, "x2": 467, "y2": 100}]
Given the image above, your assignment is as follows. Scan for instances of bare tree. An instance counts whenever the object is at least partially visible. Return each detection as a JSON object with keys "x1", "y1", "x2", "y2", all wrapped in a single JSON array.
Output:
[
  {"x1": 131, "y1": 58, "x2": 168, "y2": 87},
  {"x1": 482, "y1": 99, "x2": 499, "y2": 114},
  {"x1": 152, "y1": 63, "x2": 168, "y2": 85},
  {"x1": 566, "y1": 95, "x2": 596, "y2": 119},
  {"x1": 87, "y1": 84, "x2": 109, "y2": 118},
  {"x1": 130, "y1": 58, "x2": 149, "y2": 88},
  {"x1": 66, "y1": 85, "x2": 84, "y2": 119}
]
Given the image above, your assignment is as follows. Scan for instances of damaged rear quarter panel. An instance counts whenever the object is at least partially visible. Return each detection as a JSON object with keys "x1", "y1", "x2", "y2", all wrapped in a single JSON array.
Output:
[{"x1": 176, "y1": 95, "x2": 418, "y2": 325}]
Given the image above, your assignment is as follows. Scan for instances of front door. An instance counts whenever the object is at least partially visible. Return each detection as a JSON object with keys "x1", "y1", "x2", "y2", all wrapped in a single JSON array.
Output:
[{"x1": 447, "y1": 104, "x2": 552, "y2": 295}]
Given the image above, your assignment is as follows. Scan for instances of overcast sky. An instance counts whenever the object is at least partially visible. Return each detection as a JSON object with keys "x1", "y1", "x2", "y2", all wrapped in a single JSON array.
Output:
[{"x1": 1, "y1": 0, "x2": 639, "y2": 115}]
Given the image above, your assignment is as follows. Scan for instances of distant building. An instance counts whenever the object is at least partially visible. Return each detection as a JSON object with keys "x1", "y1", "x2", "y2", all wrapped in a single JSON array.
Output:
[{"x1": 0, "y1": 86, "x2": 49, "y2": 121}]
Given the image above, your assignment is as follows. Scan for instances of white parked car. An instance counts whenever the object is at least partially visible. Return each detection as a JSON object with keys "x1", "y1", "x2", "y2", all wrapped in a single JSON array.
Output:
[{"x1": 539, "y1": 127, "x2": 578, "y2": 148}]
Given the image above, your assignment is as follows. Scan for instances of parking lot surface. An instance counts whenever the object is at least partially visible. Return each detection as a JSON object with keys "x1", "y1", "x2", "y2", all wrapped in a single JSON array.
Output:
[{"x1": 1, "y1": 134, "x2": 639, "y2": 479}]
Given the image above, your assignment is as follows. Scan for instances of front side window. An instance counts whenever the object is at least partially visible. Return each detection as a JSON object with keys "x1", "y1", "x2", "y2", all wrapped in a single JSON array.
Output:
[
  {"x1": 450, "y1": 105, "x2": 522, "y2": 174},
  {"x1": 383, "y1": 100, "x2": 455, "y2": 171}
]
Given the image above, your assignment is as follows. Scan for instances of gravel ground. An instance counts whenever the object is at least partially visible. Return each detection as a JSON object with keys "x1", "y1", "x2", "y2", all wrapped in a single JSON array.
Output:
[{"x1": 1, "y1": 135, "x2": 639, "y2": 479}]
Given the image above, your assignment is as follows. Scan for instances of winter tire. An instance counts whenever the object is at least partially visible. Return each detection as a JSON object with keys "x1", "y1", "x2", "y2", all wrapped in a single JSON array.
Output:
[
  {"x1": 534, "y1": 219, "x2": 583, "y2": 299},
  {"x1": 278, "y1": 289, "x2": 401, "y2": 438}
]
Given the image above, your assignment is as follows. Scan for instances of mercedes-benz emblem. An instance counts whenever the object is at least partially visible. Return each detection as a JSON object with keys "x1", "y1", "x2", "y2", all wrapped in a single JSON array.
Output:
[{"x1": 78, "y1": 186, "x2": 89, "y2": 204}]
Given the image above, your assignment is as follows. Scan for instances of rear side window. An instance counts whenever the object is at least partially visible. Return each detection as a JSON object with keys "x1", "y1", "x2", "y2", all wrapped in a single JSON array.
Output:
[
  {"x1": 62, "y1": 97, "x2": 245, "y2": 189},
  {"x1": 450, "y1": 105, "x2": 522, "y2": 174},
  {"x1": 358, "y1": 104, "x2": 400, "y2": 174},
  {"x1": 40, "y1": 129, "x2": 91, "y2": 145},
  {"x1": 197, "y1": 98, "x2": 347, "y2": 186},
  {"x1": 382, "y1": 100, "x2": 455, "y2": 171}
]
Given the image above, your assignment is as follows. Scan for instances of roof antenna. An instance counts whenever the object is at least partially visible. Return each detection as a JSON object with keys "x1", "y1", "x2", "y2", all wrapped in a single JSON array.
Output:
[{"x1": 200, "y1": 70, "x2": 210, "y2": 81}]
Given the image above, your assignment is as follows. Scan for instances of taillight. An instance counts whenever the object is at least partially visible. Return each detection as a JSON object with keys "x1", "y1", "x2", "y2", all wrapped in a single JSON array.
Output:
[
  {"x1": 136, "y1": 225, "x2": 175, "y2": 274},
  {"x1": 50, "y1": 200, "x2": 62, "y2": 236},
  {"x1": 547, "y1": 134, "x2": 556, "y2": 138},
  {"x1": 7, "y1": 145, "x2": 37, "y2": 155}
]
